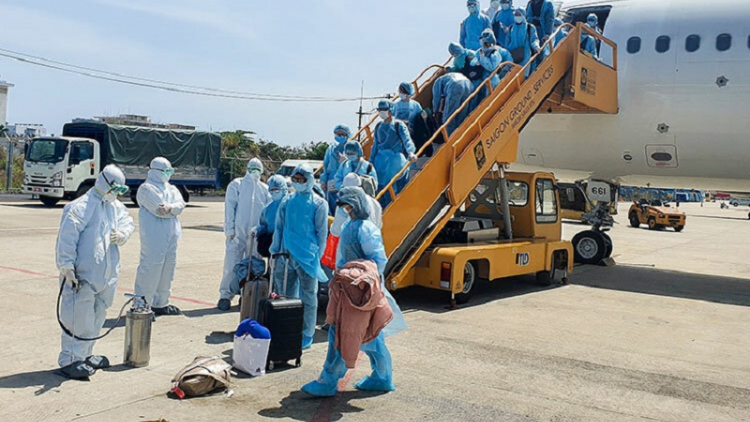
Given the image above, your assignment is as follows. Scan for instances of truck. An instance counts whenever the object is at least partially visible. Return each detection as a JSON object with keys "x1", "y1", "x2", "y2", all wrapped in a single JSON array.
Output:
[{"x1": 22, "y1": 122, "x2": 222, "y2": 206}]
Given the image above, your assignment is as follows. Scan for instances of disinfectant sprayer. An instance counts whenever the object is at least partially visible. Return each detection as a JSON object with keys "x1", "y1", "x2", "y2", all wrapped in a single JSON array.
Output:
[{"x1": 123, "y1": 295, "x2": 153, "y2": 368}]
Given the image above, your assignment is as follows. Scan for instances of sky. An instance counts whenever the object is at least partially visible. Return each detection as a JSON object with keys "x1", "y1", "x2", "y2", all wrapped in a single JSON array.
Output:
[{"x1": 0, "y1": 0, "x2": 500, "y2": 146}]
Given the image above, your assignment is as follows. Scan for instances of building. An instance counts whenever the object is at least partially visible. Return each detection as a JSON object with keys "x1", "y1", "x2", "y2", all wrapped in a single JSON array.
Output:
[
  {"x1": 75, "y1": 114, "x2": 197, "y2": 131},
  {"x1": 0, "y1": 79, "x2": 14, "y2": 126},
  {"x1": 6, "y1": 123, "x2": 47, "y2": 138}
]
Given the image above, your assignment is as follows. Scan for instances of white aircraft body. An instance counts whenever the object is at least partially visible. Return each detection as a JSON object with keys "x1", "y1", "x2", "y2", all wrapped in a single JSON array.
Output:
[{"x1": 516, "y1": 0, "x2": 750, "y2": 190}]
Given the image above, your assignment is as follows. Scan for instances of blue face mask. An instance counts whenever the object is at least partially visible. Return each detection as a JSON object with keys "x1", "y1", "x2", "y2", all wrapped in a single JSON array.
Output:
[
  {"x1": 587, "y1": 21, "x2": 597, "y2": 28},
  {"x1": 347, "y1": 154, "x2": 358, "y2": 162},
  {"x1": 292, "y1": 182, "x2": 309, "y2": 193},
  {"x1": 335, "y1": 135, "x2": 348, "y2": 144},
  {"x1": 271, "y1": 191, "x2": 284, "y2": 201}
]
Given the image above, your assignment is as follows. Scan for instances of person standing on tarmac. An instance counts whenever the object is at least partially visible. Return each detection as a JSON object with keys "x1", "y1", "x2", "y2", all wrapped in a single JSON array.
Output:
[
  {"x1": 270, "y1": 163, "x2": 329, "y2": 350},
  {"x1": 134, "y1": 157, "x2": 186, "y2": 316},
  {"x1": 255, "y1": 174, "x2": 292, "y2": 295},
  {"x1": 217, "y1": 158, "x2": 271, "y2": 311},
  {"x1": 56, "y1": 165, "x2": 135, "y2": 380}
]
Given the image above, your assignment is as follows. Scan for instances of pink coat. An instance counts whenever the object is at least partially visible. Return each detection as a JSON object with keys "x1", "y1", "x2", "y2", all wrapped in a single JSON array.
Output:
[{"x1": 326, "y1": 260, "x2": 393, "y2": 368}]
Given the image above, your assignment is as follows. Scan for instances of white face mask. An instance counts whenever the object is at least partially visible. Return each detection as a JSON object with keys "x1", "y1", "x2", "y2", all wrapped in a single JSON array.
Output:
[
  {"x1": 378, "y1": 111, "x2": 390, "y2": 120},
  {"x1": 514, "y1": 16, "x2": 523, "y2": 24},
  {"x1": 102, "y1": 191, "x2": 118, "y2": 203},
  {"x1": 399, "y1": 93, "x2": 409, "y2": 101},
  {"x1": 247, "y1": 170, "x2": 261, "y2": 181}
]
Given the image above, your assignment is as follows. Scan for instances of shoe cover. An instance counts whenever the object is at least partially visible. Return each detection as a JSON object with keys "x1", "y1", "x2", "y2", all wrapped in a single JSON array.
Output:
[
  {"x1": 60, "y1": 361, "x2": 95, "y2": 380},
  {"x1": 354, "y1": 376, "x2": 395, "y2": 392},
  {"x1": 217, "y1": 299, "x2": 231, "y2": 311},
  {"x1": 301, "y1": 380, "x2": 337, "y2": 397},
  {"x1": 85, "y1": 355, "x2": 110, "y2": 370},
  {"x1": 302, "y1": 335, "x2": 314, "y2": 350},
  {"x1": 153, "y1": 304, "x2": 182, "y2": 315}
]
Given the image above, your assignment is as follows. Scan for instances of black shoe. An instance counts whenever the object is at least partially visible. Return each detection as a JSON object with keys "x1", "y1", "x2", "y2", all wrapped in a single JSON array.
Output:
[
  {"x1": 60, "y1": 361, "x2": 95, "y2": 380},
  {"x1": 217, "y1": 299, "x2": 231, "y2": 311},
  {"x1": 85, "y1": 355, "x2": 110, "y2": 370},
  {"x1": 153, "y1": 305, "x2": 182, "y2": 316}
]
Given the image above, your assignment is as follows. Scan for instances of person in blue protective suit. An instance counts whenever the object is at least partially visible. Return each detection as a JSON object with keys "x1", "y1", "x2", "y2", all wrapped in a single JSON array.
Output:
[
  {"x1": 255, "y1": 175, "x2": 291, "y2": 295},
  {"x1": 320, "y1": 125, "x2": 350, "y2": 214},
  {"x1": 477, "y1": 29, "x2": 513, "y2": 89},
  {"x1": 392, "y1": 82, "x2": 423, "y2": 129},
  {"x1": 370, "y1": 100, "x2": 417, "y2": 201},
  {"x1": 460, "y1": 0, "x2": 492, "y2": 51},
  {"x1": 134, "y1": 157, "x2": 186, "y2": 316},
  {"x1": 217, "y1": 158, "x2": 271, "y2": 311},
  {"x1": 334, "y1": 141, "x2": 378, "y2": 191},
  {"x1": 483, "y1": 0, "x2": 501, "y2": 22},
  {"x1": 448, "y1": 42, "x2": 476, "y2": 74},
  {"x1": 525, "y1": 0, "x2": 554, "y2": 43},
  {"x1": 552, "y1": 18, "x2": 568, "y2": 47},
  {"x1": 270, "y1": 163, "x2": 329, "y2": 350},
  {"x1": 56, "y1": 165, "x2": 135, "y2": 380},
  {"x1": 301, "y1": 186, "x2": 406, "y2": 397},
  {"x1": 492, "y1": 0, "x2": 515, "y2": 47},
  {"x1": 432, "y1": 72, "x2": 474, "y2": 135},
  {"x1": 581, "y1": 13, "x2": 600, "y2": 59},
  {"x1": 506, "y1": 8, "x2": 541, "y2": 77}
]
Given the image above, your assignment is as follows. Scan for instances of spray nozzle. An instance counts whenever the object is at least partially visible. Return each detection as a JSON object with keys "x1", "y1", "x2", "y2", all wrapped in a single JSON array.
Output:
[{"x1": 124, "y1": 293, "x2": 149, "y2": 311}]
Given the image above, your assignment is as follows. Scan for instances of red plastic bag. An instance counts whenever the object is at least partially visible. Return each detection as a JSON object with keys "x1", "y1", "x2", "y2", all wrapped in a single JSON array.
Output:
[{"x1": 321, "y1": 235, "x2": 339, "y2": 269}]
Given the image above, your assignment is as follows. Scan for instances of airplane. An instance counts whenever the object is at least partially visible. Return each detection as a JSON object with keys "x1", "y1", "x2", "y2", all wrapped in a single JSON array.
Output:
[{"x1": 514, "y1": 0, "x2": 750, "y2": 192}]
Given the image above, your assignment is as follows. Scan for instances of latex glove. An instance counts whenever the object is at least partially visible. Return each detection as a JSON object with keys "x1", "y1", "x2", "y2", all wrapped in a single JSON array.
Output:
[
  {"x1": 337, "y1": 152, "x2": 347, "y2": 164},
  {"x1": 327, "y1": 180, "x2": 337, "y2": 191},
  {"x1": 156, "y1": 203, "x2": 173, "y2": 216},
  {"x1": 61, "y1": 267, "x2": 78, "y2": 289},
  {"x1": 408, "y1": 153, "x2": 418, "y2": 163},
  {"x1": 110, "y1": 230, "x2": 127, "y2": 246}
]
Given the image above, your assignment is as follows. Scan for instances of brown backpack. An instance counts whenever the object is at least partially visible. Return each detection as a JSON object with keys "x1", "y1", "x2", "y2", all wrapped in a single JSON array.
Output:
[{"x1": 170, "y1": 356, "x2": 232, "y2": 399}]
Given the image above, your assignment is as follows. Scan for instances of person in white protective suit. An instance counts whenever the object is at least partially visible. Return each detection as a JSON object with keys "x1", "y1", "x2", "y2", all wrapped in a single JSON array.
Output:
[
  {"x1": 134, "y1": 157, "x2": 186, "y2": 316},
  {"x1": 217, "y1": 158, "x2": 271, "y2": 311},
  {"x1": 56, "y1": 165, "x2": 135, "y2": 380}
]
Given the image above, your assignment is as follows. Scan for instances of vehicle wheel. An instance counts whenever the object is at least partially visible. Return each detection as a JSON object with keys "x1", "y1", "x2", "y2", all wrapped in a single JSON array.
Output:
[
  {"x1": 602, "y1": 232, "x2": 613, "y2": 258},
  {"x1": 647, "y1": 217, "x2": 657, "y2": 230},
  {"x1": 535, "y1": 270, "x2": 552, "y2": 286},
  {"x1": 267, "y1": 361, "x2": 275, "y2": 371},
  {"x1": 74, "y1": 184, "x2": 92, "y2": 199},
  {"x1": 732, "y1": 202, "x2": 738, "y2": 207},
  {"x1": 674, "y1": 225, "x2": 684, "y2": 232},
  {"x1": 40, "y1": 196, "x2": 60, "y2": 207},
  {"x1": 572, "y1": 230, "x2": 606, "y2": 265},
  {"x1": 130, "y1": 189, "x2": 139, "y2": 207},
  {"x1": 177, "y1": 185, "x2": 190, "y2": 203},
  {"x1": 455, "y1": 261, "x2": 478, "y2": 304},
  {"x1": 629, "y1": 212, "x2": 640, "y2": 228}
]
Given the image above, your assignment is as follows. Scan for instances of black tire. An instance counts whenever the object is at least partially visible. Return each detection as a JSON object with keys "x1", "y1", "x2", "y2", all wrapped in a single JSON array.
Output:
[
  {"x1": 629, "y1": 212, "x2": 640, "y2": 228},
  {"x1": 732, "y1": 202, "x2": 738, "y2": 207},
  {"x1": 674, "y1": 225, "x2": 684, "y2": 232},
  {"x1": 177, "y1": 185, "x2": 190, "y2": 203},
  {"x1": 572, "y1": 230, "x2": 606, "y2": 265},
  {"x1": 455, "y1": 261, "x2": 478, "y2": 304},
  {"x1": 602, "y1": 232, "x2": 613, "y2": 258},
  {"x1": 535, "y1": 270, "x2": 552, "y2": 286},
  {"x1": 40, "y1": 196, "x2": 60, "y2": 207},
  {"x1": 648, "y1": 217, "x2": 657, "y2": 230}
]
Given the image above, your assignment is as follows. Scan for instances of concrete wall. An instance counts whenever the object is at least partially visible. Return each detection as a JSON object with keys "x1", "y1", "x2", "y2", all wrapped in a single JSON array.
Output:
[{"x1": 0, "y1": 85, "x2": 9, "y2": 125}]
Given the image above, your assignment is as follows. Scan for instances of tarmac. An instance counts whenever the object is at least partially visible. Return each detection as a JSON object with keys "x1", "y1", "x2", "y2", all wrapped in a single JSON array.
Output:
[{"x1": 1, "y1": 196, "x2": 749, "y2": 422}]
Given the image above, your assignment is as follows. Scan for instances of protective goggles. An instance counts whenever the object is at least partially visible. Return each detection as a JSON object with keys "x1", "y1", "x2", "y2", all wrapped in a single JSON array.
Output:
[
  {"x1": 291, "y1": 175, "x2": 307, "y2": 183},
  {"x1": 152, "y1": 167, "x2": 176, "y2": 177},
  {"x1": 269, "y1": 188, "x2": 282, "y2": 194},
  {"x1": 102, "y1": 173, "x2": 130, "y2": 196}
]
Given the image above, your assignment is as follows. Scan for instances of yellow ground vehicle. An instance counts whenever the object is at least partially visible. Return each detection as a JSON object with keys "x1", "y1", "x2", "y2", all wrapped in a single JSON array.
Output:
[
  {"x1": 347, "y1": 23, "x2": 618, "y2": 303},
  {"x1": 628, "y1": 199, "x2": 686, "y2": 232}
]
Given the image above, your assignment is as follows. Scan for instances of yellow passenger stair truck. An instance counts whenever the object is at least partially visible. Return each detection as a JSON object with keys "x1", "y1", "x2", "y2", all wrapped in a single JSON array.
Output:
[{"x1": 353, "y1": 23, "x2": 619, "y2": 304}]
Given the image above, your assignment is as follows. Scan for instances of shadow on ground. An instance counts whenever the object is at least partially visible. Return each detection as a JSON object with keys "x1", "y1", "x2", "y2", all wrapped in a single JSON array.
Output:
[
  {"x1": 258, "y1": 390, "x2": 386, "y2": 421},
  {"x1": 0, "y1": 368, "x2": 72, "y2": 395}
]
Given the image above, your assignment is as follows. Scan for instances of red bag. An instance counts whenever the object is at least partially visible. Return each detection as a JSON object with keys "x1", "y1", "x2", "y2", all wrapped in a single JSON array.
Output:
[{"x1": 321, "y1": 235, "x2": 339, "y2": 269}]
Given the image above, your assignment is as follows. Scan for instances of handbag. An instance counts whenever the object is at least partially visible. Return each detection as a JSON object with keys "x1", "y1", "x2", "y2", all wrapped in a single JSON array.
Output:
[
  {"x1": 321, "y1": 234, "x2": 339, "y2": 269},
  {"x1": 170, "y1": 356, "x2": 232, "y2": 399}
]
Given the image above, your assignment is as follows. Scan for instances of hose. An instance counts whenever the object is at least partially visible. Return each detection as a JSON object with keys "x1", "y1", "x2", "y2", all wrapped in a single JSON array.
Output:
[{"x1": 56, "y1": 280, "x2": 136, "y2": 342}]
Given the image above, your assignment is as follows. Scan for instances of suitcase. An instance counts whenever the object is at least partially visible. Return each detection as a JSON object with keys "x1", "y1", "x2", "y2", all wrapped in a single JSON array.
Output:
[
  {"x1": 258, "y1": 254, "x2": 304, "y2": 370},
  {"x1": 239, "y1": 233, "x2": 269, "y2": 323}
]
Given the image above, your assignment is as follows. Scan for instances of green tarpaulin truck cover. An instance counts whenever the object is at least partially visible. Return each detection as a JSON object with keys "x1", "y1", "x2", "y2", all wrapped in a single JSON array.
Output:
[{"x1": 62, "y1": 122, "x2": 221, "y2": 168}]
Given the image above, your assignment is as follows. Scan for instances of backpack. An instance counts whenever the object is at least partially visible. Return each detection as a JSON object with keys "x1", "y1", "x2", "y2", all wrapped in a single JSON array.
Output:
[
  {"x1": 171, "y1": 356, "x2": 232, "y2": 399},
  {"x1": 509, "y1": 24, "x2": 534, "y2": 63}
]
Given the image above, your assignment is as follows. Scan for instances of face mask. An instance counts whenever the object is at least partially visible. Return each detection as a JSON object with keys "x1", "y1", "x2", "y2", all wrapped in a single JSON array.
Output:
[
  {"x1": 347, "y1": 154, "x2": 358, "y2": 162},
  {"x1": 335, "y1": 135, "x2": 348, "y2": 143},
  {"x1": 514, "y1": 16, "x2": 523, "y2": 24},
  {"x1": 271, "y1": 191, "x2": 284, "y2": 201},
  {"x1": 399, "y1": 93, "x2": 409, "y2": 101},
  {"x1": 378, "y1": 111, "x2": 390, "y2": 120},
  {"x1": 102, "y1": 191, "x2": 118, "y2": 203},
  {"x1": 248, "y1": 169, "x2": 261, "y2": 180},
  {"x1": 292, "y1": 182, "x2": 309, "y2": 193},
  {"x1": 467, "y1": 5, "x2": 478, "y2": 14},
  {"x1": 501, "y1": 3, "x2": 510, "y2": 10},
  {"x1": 587, "y1": 21, "x2": 597, "y2": 28}
]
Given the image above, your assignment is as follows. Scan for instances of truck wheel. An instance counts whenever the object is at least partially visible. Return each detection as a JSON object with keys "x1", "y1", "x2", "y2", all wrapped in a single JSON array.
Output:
[
  {"x1": 648, "y1": 217, "x2": 657, "y2": 230},
  {"x1": 455, "y1": 261, "x2": 478, "y2": 304},
  {"x1": 629, "y1": 212, "x2": 640, "y2": 228},
  {"x1": 535, "y1": 270, "x2": 552, "y2": 286},
  {"x1": 130, "y1": 189, "x2": 139, "y2": 207},
  {"x1": 602, "y1": 232, "x2": 613, "y2": 258},
  {"x1": 572, "y1": 230, "x2": 606, "y2": 265},
  {"x1": 177, "y1": 185, "x2": 190, "y2": 203},
  {"x1": 674, "y1": 225, "x2": 684, "y2": 232},
  {"x1": 40, "y1": 196, "x2": 60, "y2": 207},
  {"x1": 74, "y1": 184, "x2": 92, "y2": 199}
]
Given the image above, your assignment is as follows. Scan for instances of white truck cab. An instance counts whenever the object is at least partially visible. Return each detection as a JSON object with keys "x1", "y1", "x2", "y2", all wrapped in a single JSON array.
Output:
[{"x1": 23, "y1": 136, "x2": 100, "y2": 206}]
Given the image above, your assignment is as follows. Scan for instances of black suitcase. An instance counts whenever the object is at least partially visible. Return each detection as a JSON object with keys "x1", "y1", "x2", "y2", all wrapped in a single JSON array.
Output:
[{"x1": 258, "y1": 297, "x2": 303, "y2": 370}]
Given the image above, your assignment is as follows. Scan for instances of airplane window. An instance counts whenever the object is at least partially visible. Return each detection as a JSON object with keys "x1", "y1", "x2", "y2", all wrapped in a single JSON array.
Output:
[
  {"x1": 685, "y1": 35, "x2": 700, "y2": 53},
  {"x1": 716, "y1": 33, "x2": 732, "y2": 51},
  {"x1": 655, "y1": 36, "x2": 671, "y2": 53},
  {"x1": 626, "y1": 37, "x2": 641, "y2": 54}
]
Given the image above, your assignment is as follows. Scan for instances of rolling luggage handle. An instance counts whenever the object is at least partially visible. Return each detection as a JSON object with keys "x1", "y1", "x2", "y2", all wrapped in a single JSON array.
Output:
[{"x1": 270, "y1": 253, "x2": 290, "y2": 297}]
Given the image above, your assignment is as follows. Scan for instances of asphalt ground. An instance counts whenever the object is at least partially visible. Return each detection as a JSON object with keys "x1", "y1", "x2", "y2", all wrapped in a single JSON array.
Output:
[{"x1": 0, "y1": 197, "x2": 749, "y2": 422}]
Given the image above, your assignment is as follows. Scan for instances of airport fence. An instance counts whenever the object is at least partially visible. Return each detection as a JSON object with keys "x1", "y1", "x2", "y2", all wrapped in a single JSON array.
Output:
[{"x1": 0, "y1": 140, "x2": 24, "y2": 193}]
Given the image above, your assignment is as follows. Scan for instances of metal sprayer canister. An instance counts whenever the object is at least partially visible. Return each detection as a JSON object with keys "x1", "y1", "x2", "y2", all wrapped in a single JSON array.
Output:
[{"x1": 124, "y1": 307, "x2": 153, "y2": 367}]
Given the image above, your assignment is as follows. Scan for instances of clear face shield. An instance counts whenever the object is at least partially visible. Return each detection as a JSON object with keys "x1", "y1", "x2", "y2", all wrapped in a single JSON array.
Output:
[{"x1": 102, "y1": 173, "x2": 130, "y2": 196}]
